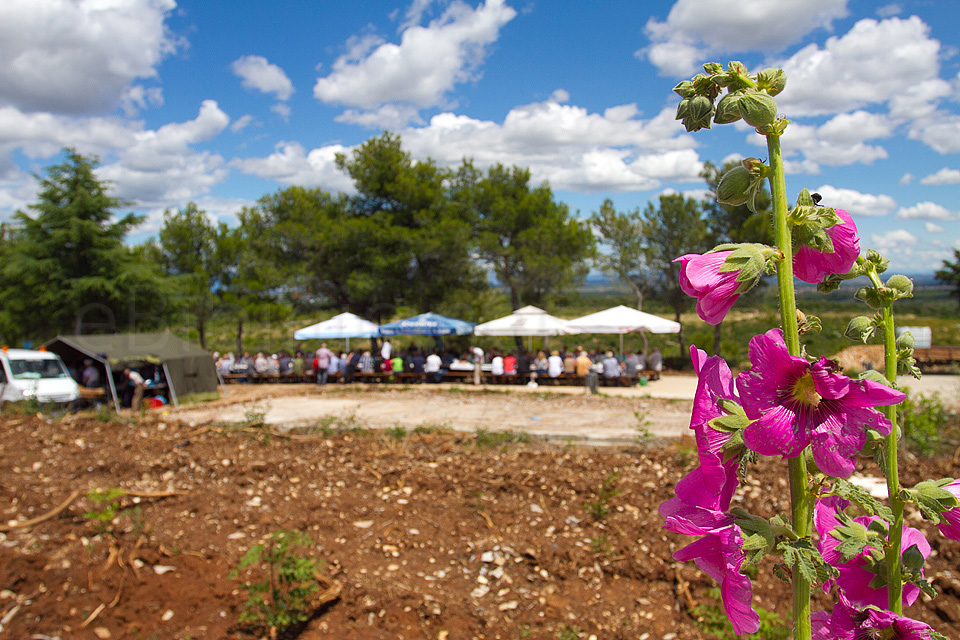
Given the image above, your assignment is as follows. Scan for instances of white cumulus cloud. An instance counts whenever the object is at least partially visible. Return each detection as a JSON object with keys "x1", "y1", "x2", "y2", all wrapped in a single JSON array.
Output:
[
  {"x1": 925, "y1": 222, "x2": 945, "y2": 234},
  {"x1": 895, "y1": 201, "x2": 960, "y2": 221},
  {"x1": 313, "y1": 0, "x2": 516, "y2": 125},
  {"x1": 813, "y1": 185, "x2": 896, "y2": 217},
  {"x1": 776, "y1": 16, "x2": 943, "y2": 117},
  {"x1": 0, "y1": 0, "x2": 179, "y2": 114},
  {"x1": 641, "y1": 0, "x2": 849, "y2": 76},
  {"x1": 232, "y1": 55, "x2": 294, "y2": 101},
  {"x1": 919, "y1": 168, "x2": 960, "y2": 185},
  {"x1": 232, "y1": 142, "x2": 355, "y2": 193}
]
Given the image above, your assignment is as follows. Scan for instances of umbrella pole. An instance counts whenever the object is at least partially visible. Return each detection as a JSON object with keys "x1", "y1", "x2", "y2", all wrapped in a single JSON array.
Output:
[{"x1": 619, "y1": 333, "x2": 623, "y2": 359}]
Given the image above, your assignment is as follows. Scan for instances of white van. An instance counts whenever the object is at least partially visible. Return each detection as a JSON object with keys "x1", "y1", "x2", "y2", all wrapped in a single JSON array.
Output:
[{"x1": 0, "y1": 348, "x2": 81, "y2": 406}]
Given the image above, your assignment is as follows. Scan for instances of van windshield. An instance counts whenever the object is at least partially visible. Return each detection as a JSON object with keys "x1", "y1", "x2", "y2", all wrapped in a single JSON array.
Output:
[{"x1": 8, "y1": 358, "x2": 70, "y2": 380}]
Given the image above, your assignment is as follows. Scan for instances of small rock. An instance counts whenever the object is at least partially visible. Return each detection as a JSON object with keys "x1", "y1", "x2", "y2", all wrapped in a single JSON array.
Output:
[
  {"x1": 245, "y1": 496, "x2": 261, "y2": 508},
  {"x1": 498, "y1": 600, "x2": 519, "y2": 611},
  {"x1": 161, "y1": 610, "x2": 174, "y2": 621},
  {"x1": 153, "y1": 565, "x2": 176, "y2": 575},
  {"x1": 480, "y1": 551, "x2": 495, "y2": 563},
  {"x1": 93, "y1": 627, "x2": 111, "y2": 639},
  {"x1": 353, "y1": 520, "x2": 374, "y2": 529},
  {"x1": 227, "y1": 532, "x2": 246, "y2": 539},
  {"x1": 470, "y1": 585, "x2": 490, "y2": 599},
  {"x1": 530, "y1": 504, "x2": 543, "y2": 514}
]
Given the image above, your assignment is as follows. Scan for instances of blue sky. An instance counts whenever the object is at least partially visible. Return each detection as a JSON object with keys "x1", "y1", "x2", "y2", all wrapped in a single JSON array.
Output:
[{"x1": 1, "y1": 0, "x2": 959, "y2": 273}]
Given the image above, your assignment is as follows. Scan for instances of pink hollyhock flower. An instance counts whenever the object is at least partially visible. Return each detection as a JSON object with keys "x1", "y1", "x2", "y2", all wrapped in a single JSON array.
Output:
[
  {"x1": 937, "y1": 479, "x2": 960, "y2": 541},
  {"x1": 676, "y1": 251, "x2": 741, "y2": 325},
  {"x1": 813, "y1": 594, "x2": 933, "y2": 640},
  {"x1": 793, "y1": 208, "x2": 860, "y2": 284},
  {"x1": 815, "y1": 496, "x2": 931, "y2": 609},
  {"x1": 737, "y1": 329, "x2": 905, "y2": 477},
  {"x1": 660, "y1": 347, "x2": 741, "y2": 530},
  {"x1": 674, "y1": 526, "x2": 760, "y2": 636}
]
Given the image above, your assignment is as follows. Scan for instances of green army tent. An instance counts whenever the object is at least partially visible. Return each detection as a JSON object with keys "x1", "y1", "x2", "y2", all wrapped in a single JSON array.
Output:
[{"x1": 45, "y1": 332, "x2": 218, "y2": 411}]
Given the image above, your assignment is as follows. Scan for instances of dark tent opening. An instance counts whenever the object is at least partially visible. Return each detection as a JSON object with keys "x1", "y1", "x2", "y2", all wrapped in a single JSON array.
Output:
[{"x1": 44, "y1": 332, "x2": 219, "y2": 411}]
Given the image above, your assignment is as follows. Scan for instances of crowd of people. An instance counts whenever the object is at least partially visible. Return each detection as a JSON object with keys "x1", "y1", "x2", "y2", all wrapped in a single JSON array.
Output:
[{"x1": 215, "y1": 339, "x2": 662, "y2": 387}]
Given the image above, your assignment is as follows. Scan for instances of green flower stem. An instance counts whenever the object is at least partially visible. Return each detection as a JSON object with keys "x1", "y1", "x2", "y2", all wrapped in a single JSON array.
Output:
[
  {"x1": 767, "y1": 132, "x2": 812, "y2": 640},
  {"x1": 868, "y1": 270, "x2": 905, "y2": 614}
]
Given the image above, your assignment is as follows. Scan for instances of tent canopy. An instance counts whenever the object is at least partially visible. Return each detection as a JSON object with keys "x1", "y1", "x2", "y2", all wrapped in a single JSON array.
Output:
[
  {"x1": 474, "y1": 305, "x2": 577, "y2": 337},
  {"x1": 378, "y1": 312, "x2": 475, "y2": 336},
  {"x1": 294, "y1": 312, "x2": 379, "y2": 340},
  {"x1": 564, "y1": 305, "x2": 681, "y2": 334},
  {"x1": 44, "y1": 332, "x2": 218, "y2": 407}
]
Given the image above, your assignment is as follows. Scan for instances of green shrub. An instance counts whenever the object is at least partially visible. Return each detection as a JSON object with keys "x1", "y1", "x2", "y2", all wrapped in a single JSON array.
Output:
[
  {"x1": 230, "y1": 530, "x2": 322, "y2": 636},
  {"x1": 901, "y1": 393, "x2": 958, "y2": 456}
]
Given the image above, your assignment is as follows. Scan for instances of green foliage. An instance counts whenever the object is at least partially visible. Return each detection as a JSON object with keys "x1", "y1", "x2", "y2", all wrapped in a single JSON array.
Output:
[
  {"x1": 583, "y1": 471, "x2": 622, "y2": 521},
  {"x1": 461, "y1": 162, "x2": 595, "y2": 309},
  {"x1": 386, "y1": 425, "x2": 407, "y2": 441},
  {"x1": 935, "y1": 248, "x2": 960, "y2": 310},
  {"x1": 229, "y1": 530, "x2": 323, "y2": 634},
  {"x1": 83, "y1": 487, "x2": 127, "y2": 531},
  {"x1": 0, "y1": 149, "x2": 168, "y2": 343},
  {"x1": 691, "y1": 588, "x2": 789, "y2": 640},
  {"x1": 473, "y1": 429, "x2": 530, "y2": 449},
  {"x1": 900, "y1": 393, "x2": 958, "y2": 456},
  {"x1": 555, "y1": 624, "x2": 582, "y2": 640},
  {"x1": 590, "y1": 199, "x2": 651, "y2": 309}
]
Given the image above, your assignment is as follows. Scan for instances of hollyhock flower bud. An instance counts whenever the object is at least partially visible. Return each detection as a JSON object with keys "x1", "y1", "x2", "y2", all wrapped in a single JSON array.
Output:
[
  {"x1": 737, "y1": 91, "x2": 778, "y2": 128},
  {"x1": 794, "y1": 208, "x2": 860, "y2": 284}
]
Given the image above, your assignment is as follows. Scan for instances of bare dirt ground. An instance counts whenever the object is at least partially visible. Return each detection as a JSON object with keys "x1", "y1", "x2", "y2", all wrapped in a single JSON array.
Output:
[{"x1": 1, "y1": 380, "x2": 959, "y2": 640}]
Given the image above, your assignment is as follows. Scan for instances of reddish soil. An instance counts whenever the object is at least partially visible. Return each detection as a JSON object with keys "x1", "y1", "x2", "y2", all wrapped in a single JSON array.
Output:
[{"x1": 1, "y1": 390, "x2": 959, "y2": 640}]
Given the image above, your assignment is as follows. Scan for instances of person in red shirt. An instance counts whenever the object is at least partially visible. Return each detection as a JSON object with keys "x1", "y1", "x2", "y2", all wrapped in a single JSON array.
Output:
[{"x1": 503, "y1": 352, "x2": 517, "y2": 378}]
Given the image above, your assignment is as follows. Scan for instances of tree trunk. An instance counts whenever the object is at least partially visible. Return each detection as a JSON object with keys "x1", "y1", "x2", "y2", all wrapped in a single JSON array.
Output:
[
  {"x1": 235, "y1": 317, "x2": 243, "y2": 356},
  {"x1": 674, "y1": 307, "x2": 686, "y2": 364},
  {"x1": 631, "y1": 282, "x2": 643, "y2": 312},
  {"x1": 197, "y1": 317, "x2": 207, "y2": 350},
  {"x1": 713, "y1": 322, "x2": 722, "y2": 357}
]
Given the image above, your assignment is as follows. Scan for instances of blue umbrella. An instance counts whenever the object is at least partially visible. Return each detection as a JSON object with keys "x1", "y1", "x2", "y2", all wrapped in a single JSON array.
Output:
[{"x1": 378, "y1": 312, "x2": 476, "y2": 336}]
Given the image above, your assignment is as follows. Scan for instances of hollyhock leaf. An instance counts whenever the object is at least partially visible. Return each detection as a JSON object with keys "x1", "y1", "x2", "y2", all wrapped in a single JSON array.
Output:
[
  {"x1": 709, "y1": 413, "x2": 751, "y2": 433},
  {"x1": 906, "y1": 479, "x2": 960, "y2": 522},
  {"x1": 772, "y1": 563, "x2": 790, "y2": 583},
  {"x1": 832, "y1": 478, "x2": 894, "y2": 522},
  {"x1": 831, "y1": 522, "x2": 873, "y2": 562}
]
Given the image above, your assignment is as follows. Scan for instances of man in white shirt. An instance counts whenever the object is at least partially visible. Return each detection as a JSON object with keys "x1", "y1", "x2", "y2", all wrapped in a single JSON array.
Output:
[
  {"x1": 381, "y1": 339, "x2": 392, "y2": 361},
  {"x1": 425, "y1": 352, "x2": 442, "y2": 382},
  {"x1": 471, "y1": 346, "x2": 483, "y2": 385},
  {"x1": 123, "y1": 368, "x2": 146, "y2": 410}
]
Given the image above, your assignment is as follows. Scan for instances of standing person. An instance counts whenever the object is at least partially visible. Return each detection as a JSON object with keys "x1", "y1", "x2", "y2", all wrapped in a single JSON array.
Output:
[
  {"x1": 471, "y1": 346, "x2": 484, "y2": 385},
  {"x1": 315, "y1": 343, "x2": 333, "y2": 385},
  {"x1": 648, "y1": 347, "x2": 663, "y2": 379},
  {"x1": 123, "y1": 368, "x2": 146, "y2": 410},
  {"x1": 381, "y1": 338, "x2": 392, "y2": 361},
  {"x1": 575, "y1": 350, "x2": 592, "y2": 379},
  {"x1": 624, "y1": 350, "x2": 641, "y2": 383},
  {"x1": 81, "y1": 359, "x2": 100, "y2": 388}
]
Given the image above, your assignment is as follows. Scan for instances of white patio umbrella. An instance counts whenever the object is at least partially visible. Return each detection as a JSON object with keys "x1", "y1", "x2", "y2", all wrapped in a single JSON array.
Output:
[
  {"x1": 293, "y1": 312, "x2": 380, "y2": 351},
  {"x1": 474, "y1": 305, "x2": 577, "y2": 350},
  {"x1": 473, "y1": 305, "x2": 576, "y2": 336},
  {"x1": 564, "y1": 305, "x2": 680, "y2": 355}
]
